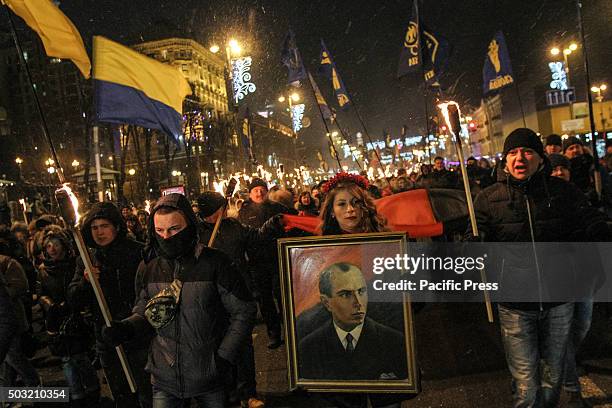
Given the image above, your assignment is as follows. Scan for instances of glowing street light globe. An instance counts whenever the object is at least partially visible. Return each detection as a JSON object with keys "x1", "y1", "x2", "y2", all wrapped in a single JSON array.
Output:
[
  {"x1": 550, "y1": 47, "x2": 560, "y2": 56},
  {"x1": 278, "y1": 96, "x2": 286, "y2": 103},
  {"x1": 290, "y1": 93, "x2": 300, "y2": 102},
  {"x1": 229, "y1": 39, "x2": 241, "y2": 55},
  {"x1": 569, "y1": 43, "x2": 578, "y2": 51},
  {"x1": 209, "y1": 44, "x2": 220, "y2": 54},
  {"x1": 128, "y1": 168, "x2": 136, "y2": 176}
]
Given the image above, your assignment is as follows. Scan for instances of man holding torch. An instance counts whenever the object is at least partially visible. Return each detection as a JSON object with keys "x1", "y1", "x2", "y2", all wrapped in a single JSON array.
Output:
[
  {"x1": 100, "y1": 193, "x2": 256, "y2": 407},
  {"x1": 67, "y1": 202, "x2": 151, "y2": 407},
  {"x1": 465, "y1": 128, "x2": 610, "y2": 407}
]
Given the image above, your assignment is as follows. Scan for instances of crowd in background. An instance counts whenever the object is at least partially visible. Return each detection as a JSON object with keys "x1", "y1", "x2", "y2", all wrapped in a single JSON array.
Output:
[{"x1": 0, "y1": 130, "x2": 611, "y2": 407}]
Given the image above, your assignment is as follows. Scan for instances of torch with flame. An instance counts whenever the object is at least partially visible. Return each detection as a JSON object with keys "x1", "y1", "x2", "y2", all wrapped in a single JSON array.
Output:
[
  {"x1": 208, "y1": 177, "x2": 238, "y2": 248},
  {"x1": 438, "y1": 101, "x2": 494, "y2": 323},
  {"x1": 18, "y1": 199, "x2": 28, "y2": 224},
  {"x1": 55, "y1": 184, "x2": 137, "y2": 392}
]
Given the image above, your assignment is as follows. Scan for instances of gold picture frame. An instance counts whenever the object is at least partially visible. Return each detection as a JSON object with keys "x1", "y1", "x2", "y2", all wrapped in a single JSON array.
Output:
[{"x1": 277, "y1": 232, "x2": 419, "y2": 393}]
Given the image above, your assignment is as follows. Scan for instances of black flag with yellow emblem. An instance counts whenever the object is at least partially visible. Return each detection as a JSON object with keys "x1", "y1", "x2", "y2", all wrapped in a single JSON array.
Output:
[
  {"x1": 397, "y1": 0, "x2": 421, "y2": 78},
  {"x1": 319, "y1": 40, "x2": 351, "y2": 109},
  {"x1": 398, "y1": 1, "x2": 451, "y2": 86}
]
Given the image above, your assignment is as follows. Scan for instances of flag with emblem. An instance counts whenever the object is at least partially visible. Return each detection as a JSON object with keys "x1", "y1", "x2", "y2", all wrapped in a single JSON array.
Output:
[
  {"x1": 308, "y1": 72, "x2": 332, "y2": 120},
  {"x1": 319, "y1": 40, "x2": 351, "y2": 109},
  {"x1": 397, "y1": 0, "x2": 421, "y2": 78},
  {"x1": 483, "y1": 31, "x2": 514, "y2": 95}
]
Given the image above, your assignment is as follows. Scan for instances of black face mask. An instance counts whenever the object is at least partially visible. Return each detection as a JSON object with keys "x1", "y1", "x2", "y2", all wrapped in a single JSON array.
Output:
[{"x1": 155, "y1": 224, "x2": 196, "y2": 259}]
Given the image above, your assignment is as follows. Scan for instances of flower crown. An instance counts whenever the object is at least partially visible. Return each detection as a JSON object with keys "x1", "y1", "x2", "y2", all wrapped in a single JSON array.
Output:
[{"x1": 321, "y1": 172, "x2": 369, "y2": 194}]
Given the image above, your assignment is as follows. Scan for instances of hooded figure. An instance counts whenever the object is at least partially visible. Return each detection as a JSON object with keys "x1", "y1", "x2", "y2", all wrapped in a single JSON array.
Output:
[
  {"x1": 100, "y1": 193, "x2": 256, "y2": 403},
  {"x1": 67, "y1": 201, "x2": 148, "y2": 407}
]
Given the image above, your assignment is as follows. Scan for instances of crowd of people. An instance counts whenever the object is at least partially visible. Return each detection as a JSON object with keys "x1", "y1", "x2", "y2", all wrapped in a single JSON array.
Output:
[{"x1": 0, "y1": 127, "x2": 610, "y2": 408}]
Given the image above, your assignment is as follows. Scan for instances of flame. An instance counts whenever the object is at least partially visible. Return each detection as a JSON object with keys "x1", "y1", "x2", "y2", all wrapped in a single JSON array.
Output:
[
  {"x1": 213, "y1": 180, "x2": 227, "y2": 195},
  {"x1": 60, "y1": 183, "x2": 81, "y2": 225},
  {"x1": 437, "y1": 101, "x2": 461, "y2": 140},
  {"x1": 19, "y1": 199, "x2": 27, "y2": 213},
  {"x1": 144, "y1": 200, "x2": 151, "y2": 214},
  {"x1": 367, "y1": 167, "x2": 375, "y2": 181}
]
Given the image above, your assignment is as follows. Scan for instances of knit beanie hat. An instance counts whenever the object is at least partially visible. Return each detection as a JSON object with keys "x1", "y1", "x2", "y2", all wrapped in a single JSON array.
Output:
[
  {"x1": 502, "y1": 128, "x2": 544, "y2": 158},
  {"x1": 197, "y1": 192, "x2": 227, "y2": 218},
  {"x1": 548, "y1": 153, "x2": 570, "y2": 169},
  {"x1": 562, "y1": 136, "x2": 583, "y2": 152},
  {"x1": 248, "y1": 178, "x2": 268, "y2": 192},
  {"x1": 545, "y1": 134, "x2": 562, "y2": 147}
]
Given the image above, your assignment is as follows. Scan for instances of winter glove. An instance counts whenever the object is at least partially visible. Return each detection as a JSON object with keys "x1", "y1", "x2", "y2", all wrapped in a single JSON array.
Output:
[{"x1": 100, "y1": 320, "x2": 134, "y2": 347}]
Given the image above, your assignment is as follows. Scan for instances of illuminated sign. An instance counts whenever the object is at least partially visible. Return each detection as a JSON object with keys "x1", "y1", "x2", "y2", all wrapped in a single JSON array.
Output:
[
  {"x1": 232, "y1": 57, "x2": 257, "y2": 103},
  {"x1": 290, "y1": 103, "x2": 305, "y2": 133},
  {"x1": 549, "y1": 61, "x2": 568, "y2": 90}
]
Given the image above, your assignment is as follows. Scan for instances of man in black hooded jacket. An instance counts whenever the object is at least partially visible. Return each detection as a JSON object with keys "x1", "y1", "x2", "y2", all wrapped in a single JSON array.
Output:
[
  {"x1": 100, "y1": 193, "x2": 256, "y2": 407},
  {"x1": 67, "y1": 202, "x2": 150, "y2": 407}
]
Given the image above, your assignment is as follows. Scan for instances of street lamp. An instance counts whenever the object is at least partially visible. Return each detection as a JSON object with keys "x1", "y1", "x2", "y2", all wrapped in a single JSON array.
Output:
[
  {"x1": 71, "y1": 159, "x2": 80, "y2": 168},
  {"x1": 591, "y1": 84, "x2": 608, "y2": 135},
  {"x1": 210, "y1": 38, "x2": 244, "y2": 104},
  {"x1": 15, "y1": 157, "x2": 23, "y2": 181},
  {"x1": 278, "y1": 92, "x2": 302, "y2": 135},
  {"x1": 45, "y1": 158, "x2": 56, "y2": 174},
  {"x1": 127, "y1": 168, "x2": 136, "y2": 201}
]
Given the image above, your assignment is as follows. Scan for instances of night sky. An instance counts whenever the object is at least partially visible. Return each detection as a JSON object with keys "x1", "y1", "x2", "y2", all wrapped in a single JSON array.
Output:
[{"x1": 4, "y1": 0, "x2": 612, "y2": 152}]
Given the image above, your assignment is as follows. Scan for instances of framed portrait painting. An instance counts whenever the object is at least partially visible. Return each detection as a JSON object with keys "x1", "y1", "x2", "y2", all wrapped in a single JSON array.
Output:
[{"x1": 277, "y1": 232, "x2": 419, "y2": 393}]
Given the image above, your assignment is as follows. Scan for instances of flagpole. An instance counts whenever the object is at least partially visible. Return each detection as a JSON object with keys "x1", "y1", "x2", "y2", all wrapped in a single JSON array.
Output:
[
  {"x1": 332, "y1": 115, "x2": 364, "y2": 170},
  {"x1": 3, "y1": 3, "x2": 65, "y2": 184},
  {"x1": 349, "y1": 103, "x2": 391, "y2": 187},
  {"x1": 513, "y1": 83, "x2": 527, "y2": 128},
  {"x1": 576, "y1": 0, "x2": 602, "y2": 197},
  {"x1": 4, "y1": 3, "x2": 138, "y2": 390},
  {"x1": 439, "y1": 102, "x2": 494, "y2": 323},
  {"x1": 304, "y1": 72, "x2": 342, "y2": 169}
]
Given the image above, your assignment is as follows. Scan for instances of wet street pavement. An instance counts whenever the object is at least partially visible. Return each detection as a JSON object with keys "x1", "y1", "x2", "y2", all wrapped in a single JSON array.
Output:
[{"x1": 27, "y1": 303, "x2": 612, "y2": 407}]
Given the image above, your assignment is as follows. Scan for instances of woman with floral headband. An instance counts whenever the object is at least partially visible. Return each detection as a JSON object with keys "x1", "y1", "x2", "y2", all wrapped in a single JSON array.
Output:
[
  {"x1": 311, "y1": 173, "x2": 413, "y2": 408},
  {"x1": 319, "y1": 172, "x2": 388, "y2": 236}
]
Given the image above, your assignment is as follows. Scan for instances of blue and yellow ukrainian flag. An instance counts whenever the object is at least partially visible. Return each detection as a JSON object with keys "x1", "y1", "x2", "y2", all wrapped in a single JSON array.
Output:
[
  {"x1": 93, "y1": 36, "x2": 191, "y2": 141},
  {"x1": 4, "y1": 0, "x2": 91, "y2": 78}
]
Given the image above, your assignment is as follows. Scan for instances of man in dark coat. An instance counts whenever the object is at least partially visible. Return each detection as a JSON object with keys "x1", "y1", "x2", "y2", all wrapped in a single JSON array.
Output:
[
  {"x1": 299, "y1": 263, "x2": 407, "y2": 381},
  {"x1": 197, "y1": 191, "x2": 283, "y2": 407},
  {"x1": 238, "y1": 178, "x2": 295, "y2": 348},
  {"x1": 67, "y1": 202, "x2": 149, "y2": 407},
  {"x1": 466, "y1": 128, "x2": 609, "y2": 408},
  {"x1": 0, "y1": 272, "x2": 17, "y2": 364},
  {"x1": 0, "y1": 254, "x2": 39, "y2": 388},
  {"x1": 420, "y1": 157, "x2": 459, "y2": 189},
  {"x1": 101, "y1": 193, "x2": 256, "y2": 407}
]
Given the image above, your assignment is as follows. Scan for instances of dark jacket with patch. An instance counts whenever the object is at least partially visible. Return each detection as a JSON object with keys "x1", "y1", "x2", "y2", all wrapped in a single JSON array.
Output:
[
  {"x1": 466, "y1": 167, "x2": 610, "y2": 310},
  {"x1": 127, "y1": 194, "x2": 256, "y2": 398}
]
